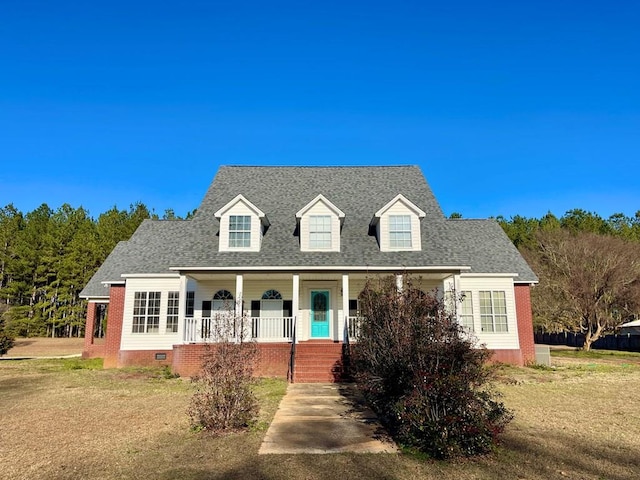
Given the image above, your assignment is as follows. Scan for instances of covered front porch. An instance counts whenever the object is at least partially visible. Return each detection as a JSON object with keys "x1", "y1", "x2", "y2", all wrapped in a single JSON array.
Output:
[{"x1": 176, "y1": 269, "x2": 460, "y2": 345}]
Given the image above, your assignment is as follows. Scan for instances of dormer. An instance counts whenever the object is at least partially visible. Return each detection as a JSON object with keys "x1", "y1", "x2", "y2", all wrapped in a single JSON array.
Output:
[
  {"x1": 214, "y1": 195, "x2": 270, "y2": 252},
  {"x1": 296, "y1": 194, "x2": 345, "y2": 252},
  {"x1": 370, "y1": 194, "x2": 426, "y2": 252}
]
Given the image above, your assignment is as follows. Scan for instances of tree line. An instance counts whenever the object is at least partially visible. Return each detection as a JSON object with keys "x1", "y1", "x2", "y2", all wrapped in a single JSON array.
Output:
[
  {"x1": 0, "y1": 203, "x2": 192, "y2": 340},
  {"x1": 494, "y1": 209, "x2": 640, "y2": 350}
]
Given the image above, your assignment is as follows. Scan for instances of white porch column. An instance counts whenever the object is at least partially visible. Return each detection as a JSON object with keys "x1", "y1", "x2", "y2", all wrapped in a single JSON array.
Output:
[
  {"x1": 292, "y1": 274, "x2": 299, "y2": 343},
  {"x1": 342, "y1": 274, "x2": 349, "y2": 342},
  {"x1": 178, "y1": 274, "x2": 187, "y2": 342},
  {"x1": 396, "y1": 273, "x2": 403, "y2": 293},
  {"x1": 235, "y1": 274, "x2": 243, "y2": 341}
]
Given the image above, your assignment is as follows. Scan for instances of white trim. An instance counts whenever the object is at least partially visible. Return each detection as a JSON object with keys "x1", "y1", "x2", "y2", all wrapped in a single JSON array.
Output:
[
  {"x1": 214, "y1": 194, "x2": 269, "y2": 226},
  {"x1": 460, "y1": 273, "x2": 519, "y2": 278},
  {"x1": 371, "y1": 194, "x2": 426, "y2": 224},
  {"x1": 121, "y1": 273, "x2": 181, "y2": 279},
  {"x1": 170, "y1": 265, "x2": 472, "y2": 272},
  {"x1": 296, "y1": 194, "x2": 345, "y2": 220},
  {"x1": 101, "y1": 280, "x2": 125, "y2": 285},
  {"x1": 81, "y1": 296, "x2": 110, "y2": 301}
]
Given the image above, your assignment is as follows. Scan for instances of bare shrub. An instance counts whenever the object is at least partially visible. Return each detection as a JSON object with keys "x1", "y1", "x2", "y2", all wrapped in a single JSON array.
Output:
[
  {"x1": 188, "y1": 316, "x2": 259, "y2": 433},
  {"x1": 352, "y1": 275, "x2": 512, "y2": 459}
]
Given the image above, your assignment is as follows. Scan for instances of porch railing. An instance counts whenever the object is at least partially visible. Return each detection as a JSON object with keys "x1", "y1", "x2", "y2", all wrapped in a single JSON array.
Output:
[
  {"x1": 346, "y1": 316, "x2": 363, "y2": 341},
  {"x1": 184, "y1": 316, "x2": 295, "y2": 343}
]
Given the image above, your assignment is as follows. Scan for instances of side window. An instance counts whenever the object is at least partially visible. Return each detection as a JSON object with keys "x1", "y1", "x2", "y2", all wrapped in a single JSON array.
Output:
[
  {"x1": 459, "y1": 291, "x2": 474, "y2": 331},
  {"x1": 480, "y1": 291, "x2": 508, "y2": 332}
]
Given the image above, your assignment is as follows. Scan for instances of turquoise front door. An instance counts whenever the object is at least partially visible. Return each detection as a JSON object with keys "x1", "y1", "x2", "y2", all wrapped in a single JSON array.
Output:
[{"x1": 310, "y1": 290, "x2": 330, "y2": 338}]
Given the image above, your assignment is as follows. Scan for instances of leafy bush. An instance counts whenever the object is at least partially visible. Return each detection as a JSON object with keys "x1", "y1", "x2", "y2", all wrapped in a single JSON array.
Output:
[
  {"x1": 352, "y1": 275, "x2": 512, "y2": 459},
  {"x1": 188, "y1": 340, "x2": 259, "y2": 434}
]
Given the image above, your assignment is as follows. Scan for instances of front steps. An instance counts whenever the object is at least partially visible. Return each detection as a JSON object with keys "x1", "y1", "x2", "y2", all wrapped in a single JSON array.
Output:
[{"x1": 292, "y1": 342, "x2": 350, "y2": 383}]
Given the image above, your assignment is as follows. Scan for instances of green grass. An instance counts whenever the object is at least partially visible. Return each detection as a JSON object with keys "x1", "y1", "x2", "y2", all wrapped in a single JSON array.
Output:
[{"x1": 551, "y1": 348, "x2": 640, "y2": 361}]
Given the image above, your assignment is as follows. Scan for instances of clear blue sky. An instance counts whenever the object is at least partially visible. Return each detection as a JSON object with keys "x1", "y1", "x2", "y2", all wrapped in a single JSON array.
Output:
[{"x1": 1, "y1": 1, "x2": 639, "y2": 220}]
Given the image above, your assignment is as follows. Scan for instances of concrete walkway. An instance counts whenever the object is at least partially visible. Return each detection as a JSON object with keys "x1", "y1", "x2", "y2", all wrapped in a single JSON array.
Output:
[{"x1": 259, "y1": 383, "x2": 397, "y2": 454}]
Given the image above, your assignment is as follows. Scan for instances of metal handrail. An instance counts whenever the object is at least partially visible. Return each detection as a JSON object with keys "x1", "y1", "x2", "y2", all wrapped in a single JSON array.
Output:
[{"x1": 288, "y1": 317, "x2": 296, "y2": 383}]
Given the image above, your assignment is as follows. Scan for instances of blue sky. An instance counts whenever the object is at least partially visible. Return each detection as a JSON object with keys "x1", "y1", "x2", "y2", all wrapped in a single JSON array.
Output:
[{"x1": 1, "y1": 1, "x2": 639, "y2": 220}]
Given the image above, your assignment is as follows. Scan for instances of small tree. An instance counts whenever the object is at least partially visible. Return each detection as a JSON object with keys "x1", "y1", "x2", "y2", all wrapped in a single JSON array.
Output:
[
  {"x1": 188, "y1": 314, "x2": 259, "y2": 434},
  {"x1": 352, "y1": 276, "x2": 512, "y2": 459},
  {"x1": 523, "y1": 230, "x2": 640, "y2": 350}
]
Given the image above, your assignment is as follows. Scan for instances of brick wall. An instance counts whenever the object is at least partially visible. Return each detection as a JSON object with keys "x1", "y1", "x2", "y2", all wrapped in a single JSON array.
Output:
[
  {"x1": 171, "y1": 343, "x2": 291, "y2": 378},
  {"x1": 82, "y1": 302, "x2": 106, "y2": 359},
  {"x1": 489, "y1": 349, "x2": 523, "y2": 365},
  {"x1": 103, "y1": 285, "x2": 125, "y2": 368},
  {"x1": 119, "y1": 349, "x2": 173, "y2": 368},
  {"x1": 514, "y1": 284, "x2": 536, "y2": 365}
]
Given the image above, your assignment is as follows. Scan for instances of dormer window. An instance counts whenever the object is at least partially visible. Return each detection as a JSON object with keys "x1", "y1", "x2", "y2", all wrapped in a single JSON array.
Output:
[
  {"x1": 229, "y1": 215, "x2": 251, "y2": 248},
  {"x1": 296, "y1": 194, "x2": 345, "y2": 252},
  {"x1": 371, "y1": 194, "x2": 426, "y2": 252},
  {"x1": 389, "y1": 215, "x2": 412, "y2": 248},
  {"x1": 309, "y1": 215, "x2": 332, "y2": 249},
  {"x1": 214, "y1": 195, "x2": 269, "y2": 252}
]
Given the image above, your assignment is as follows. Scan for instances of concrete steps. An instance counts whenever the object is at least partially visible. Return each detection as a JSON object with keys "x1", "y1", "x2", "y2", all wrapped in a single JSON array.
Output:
[{"x1": 293, "y1": 342, "x2": 350, "y2": 383}]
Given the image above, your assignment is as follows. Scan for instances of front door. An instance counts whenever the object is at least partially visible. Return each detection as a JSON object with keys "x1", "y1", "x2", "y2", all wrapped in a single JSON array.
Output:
[{"x1": 310, "y1": 290, "x2": 330, "y2": 338}]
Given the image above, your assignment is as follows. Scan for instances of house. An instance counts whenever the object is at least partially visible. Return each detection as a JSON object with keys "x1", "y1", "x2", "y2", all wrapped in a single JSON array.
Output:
[{"x1": 80, "y1": 166, "x2": 538, "y2": 381}]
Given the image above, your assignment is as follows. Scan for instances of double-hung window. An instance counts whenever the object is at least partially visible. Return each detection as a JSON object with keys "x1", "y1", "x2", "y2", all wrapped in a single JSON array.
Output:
[
  {"x1": 479, "y1": 291, "x2": 508, "y2": 332},
  {"x1": 309, "y1": 215, "x2": 331, "y2": 249},
  {"x1": 166, "y1": 291, "x2": 179, "y2": 333},
  {"x1": 229, "y1": 215, "x2": 251, "y2": 248},
  {"x1": 132, "y1": 292, "x2": 161, "y2": 333},
  {"x1": 459, "y1": 291, "x2": 474, "y2": 331},
  {"x1": 389, "y1": 215, "x2": 412, "y2": 248}
]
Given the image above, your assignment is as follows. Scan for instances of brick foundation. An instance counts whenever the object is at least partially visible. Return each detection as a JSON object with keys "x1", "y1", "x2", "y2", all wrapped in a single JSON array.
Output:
[
  {"x1": 171, "y1": 343, "x2": 292, "y2": 378},
  {"x1": 515, "y1": 284, "x2": 536, "y2": 365},
  {"x1": 118, "y1": 349, "x2": 173, "y2": 368},
  {"x1": 489, "y1": 349, "x2": 523, "y2": 365}
]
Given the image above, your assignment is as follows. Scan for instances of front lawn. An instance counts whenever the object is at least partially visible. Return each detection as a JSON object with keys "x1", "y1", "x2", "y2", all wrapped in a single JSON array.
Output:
[{"x1": 1, "y1": 351, "x2": 638, "y2": 479}]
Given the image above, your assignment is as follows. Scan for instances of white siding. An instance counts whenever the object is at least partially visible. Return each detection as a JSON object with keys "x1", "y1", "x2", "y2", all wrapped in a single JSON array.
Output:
[
  {"x1": 299, "y1": 201, "x2": 341, "y2": 252},
  {"x1": 379, "y1": 201, "x2": 422, "y2": 252},
  {"x1": 218, "y1": 200, "x2": 262, "y2": 252},
  {"x1": 457, "y1": 276, "x2": 520, "y2": 350},
  {"x1": 121, "y1": 277, "x2": 182, "y2": 351}
]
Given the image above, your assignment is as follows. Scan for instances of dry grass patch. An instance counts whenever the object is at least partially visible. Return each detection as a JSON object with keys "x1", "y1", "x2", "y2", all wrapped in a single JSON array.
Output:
[
  {"x1": 1, "y1": 352, "x2": 639, "y2": 479},
  {"x1": 5, "y1": 337, "x2": 85, "y2": 357}
]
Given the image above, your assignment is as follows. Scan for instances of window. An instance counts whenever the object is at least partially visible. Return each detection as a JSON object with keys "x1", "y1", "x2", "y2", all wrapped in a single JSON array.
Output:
[
  {"x1": 166, "y1": 291, "x2": 179, "y2": 333},
  {"x1": 479, "y1": 291, "x2": 508, "y2": 332},
  {"x1": 309, "y1": 215, "x2": 331, "y2": 249},
  {"x1": 389, "y1": 215, "x2": 412, "y2": 248},
  {"x1": 459, "y1": 291, "x2": 474, "y2": 331},
  {"x1": 213, "y1": 289, "x2": 234, "y2": 311},
  {"x1": 261, "y1": 289, "x2": 283, "y2": 317},
  {"x1": 132, "y1": 292, "x2": 161, "y2": 333},
  {"x1": 229, "y1": 215, "x2": 251, "y2": 248},
  {"x1": 185, "y1": 291, "x2": 195, "y2": 317}
]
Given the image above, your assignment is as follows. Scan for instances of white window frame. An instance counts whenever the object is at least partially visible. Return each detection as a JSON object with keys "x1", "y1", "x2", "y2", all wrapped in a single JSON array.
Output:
[
  {"x1": 132, "y1": 291, "x2": 161, "y2": 333},
  {"x1": 229, "y1": 215, "x2": 251, "y2": 248},
  {"x1": 166, "y1": 291, "x2": 179, "y2": 333},
  {"x1": 389, "y1": 214, "x2": 412, "y2": 249},
  {"x1": 479, "y1": 290, "x2": 508, "y2": 333},
  {"x1": 459, "y1": 291, "x2": 474, "y2": 331},
  {"x1": 309, "y1": 215, "x2": 332, "y2": 250}
]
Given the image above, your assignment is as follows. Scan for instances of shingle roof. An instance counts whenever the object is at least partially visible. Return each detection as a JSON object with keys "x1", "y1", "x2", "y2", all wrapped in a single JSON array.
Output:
[{"x1": 80, "y1": 166, "x2": 537, "y2": 298}]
